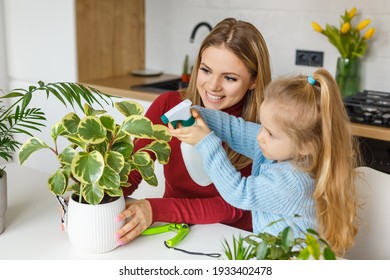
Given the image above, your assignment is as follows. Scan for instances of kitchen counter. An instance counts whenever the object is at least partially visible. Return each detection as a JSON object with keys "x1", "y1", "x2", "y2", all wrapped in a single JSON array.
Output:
[
  {"x1": 84, "y1": 73, "x2": 180, "y2": 102},
  {"x1": 86, "y1": 75, "x2": 390, "y2": 142}
]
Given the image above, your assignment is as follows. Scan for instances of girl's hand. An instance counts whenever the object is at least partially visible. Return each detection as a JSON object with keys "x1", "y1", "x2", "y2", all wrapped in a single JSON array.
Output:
[
  {"x1": 169, "y1": 109, "x2": 211, "y2": 145},
  {"x1": 115, "y1": 199, "x2": 153, "y2": 246}
]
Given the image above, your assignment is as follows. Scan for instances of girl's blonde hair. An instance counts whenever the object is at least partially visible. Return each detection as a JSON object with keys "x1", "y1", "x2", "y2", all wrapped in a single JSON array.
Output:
[
  {"x1": 181, "y1": 17, "x2": 272, "y2": 170},
  {"x1": 263, "y1": 68, "x2": 359, "y2": 256}
]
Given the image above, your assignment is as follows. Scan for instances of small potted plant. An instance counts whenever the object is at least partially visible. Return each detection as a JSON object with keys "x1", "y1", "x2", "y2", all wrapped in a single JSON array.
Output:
[
  {"x1": 0, "y1": 81, "x2": 111, "y2": 234},
  {"x1": 18, "y1": 99, "x2": 171, "y2": 253},
  {"x1": 222, "y1": 219, "x2": 336, "y2": 260}
]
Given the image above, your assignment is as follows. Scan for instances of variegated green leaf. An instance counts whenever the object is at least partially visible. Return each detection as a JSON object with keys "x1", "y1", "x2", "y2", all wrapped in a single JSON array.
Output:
[
  {"x1": 119, "y1": 162, "x2": 132, "y2": 183},
  {"x1": 64, "y1": 134, "x2": 87, "y2": 150},
  {"x1": 78, "y1": 116, "x2": 106, "y2": 144},
  {"x1": 132, "y1": 151, "x2": 151, "y2": 166},
  {"x1": 105, "y1": 151, "x2": 124, "y2": 172},
  {"x1": 121, "y1": 115, "x2": 154, "y2": 138},
  {"x1": 115, "y1": 100, "x2": 144, "y2": 117},
  {"x1": 71, "y1": 151, "x2": 104, "y2": 184},
  {"x1": 100, "y1": 115, "x2": 116, "y2": 131},
  {"x1": 19, "y1": 137, "x2": 51, "y2": 164},
  {"x1": 136, "y1": 159, "x2": 155, "y2": 180},
  {"x1": 83, "y1": 103, "x2": 106, "y2": 117},
  {"x1": 152, "y1": 124, "x2": 172, "y2": 142},
  {"x1": 143, "y1": 141, "x2": 171, "y2": 164},
  {"x1": 57, "y1": 146, "x2": 77, "y2": 166},
  {"x1": 144, "y1": 174, "x2": 158, "y2": 186},
  {"x1": 50, "y1": 122, "x2": 67, "y2": 140},
  {"x1": 81, "y1": 182, "x2": 104, "y2": 205},
  {"x1": 98, "y1": 166, "x2": 120, "y2": 190},
  {"x1": 112, "y1": 141, "x2": 133, "y2": 158},
  {"x1": 105, "y1": 188, "x2": 123, "y2": 197},
  {"x1": 114, "y1": 125, "x2": 128, "y2": 141},
  {"x1": 62, "y1": 112, "x2": 80, "y2": 134},
  {"x1": 48, "y1": 170, "x2": 67, "y2": 196}
]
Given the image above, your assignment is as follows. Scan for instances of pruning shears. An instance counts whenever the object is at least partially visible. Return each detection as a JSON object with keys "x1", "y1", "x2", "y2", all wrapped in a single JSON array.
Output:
[{"x1": 141, "y1": 223, "x2": 190, "y2": 247}]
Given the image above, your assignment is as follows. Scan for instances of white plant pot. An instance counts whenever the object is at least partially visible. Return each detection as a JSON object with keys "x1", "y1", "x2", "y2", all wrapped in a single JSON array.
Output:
[
  {"x1": 0, "y1": 171, "x2": 7, "y2": 234},
  {"x1": 65, "y1": 194, "x2": 125, "y2": 254}
]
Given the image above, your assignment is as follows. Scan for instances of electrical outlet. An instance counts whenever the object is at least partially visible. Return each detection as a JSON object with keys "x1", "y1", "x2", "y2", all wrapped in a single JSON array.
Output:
[{"x1": 295, "y1": 50, "x2": 324, "y2": 67}]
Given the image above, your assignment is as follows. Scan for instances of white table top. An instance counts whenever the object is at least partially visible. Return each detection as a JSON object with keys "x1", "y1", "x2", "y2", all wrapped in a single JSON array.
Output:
[{"x1": 0, "y1": 163, "x2": 251, "y2": 260}]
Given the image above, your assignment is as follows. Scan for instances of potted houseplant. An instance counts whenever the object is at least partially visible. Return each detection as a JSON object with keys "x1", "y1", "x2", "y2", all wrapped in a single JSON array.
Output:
[
  {"x1": 222, "y1": 219, "x2": 336, "y2": 260},
  {"x1": 0, "y1": 81, "x2": 111, "y2": 234},
  {"x1": 18, "y1": 99, "x2": 171, "y2": 253}
]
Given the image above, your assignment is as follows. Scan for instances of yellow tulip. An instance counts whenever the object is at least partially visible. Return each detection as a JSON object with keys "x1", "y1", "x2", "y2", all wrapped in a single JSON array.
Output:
[
  {"x1": 357, "y1": 19, "x2": 371, "y2": 30},
  {"x1": 348, "y1": 7, "x2": 357, "y2": 19},
  {"x1": 312, "y1": 22, "x2": 323, "y2": 32},
  {"x1": 341, "y1": 22, "x2": 350, "y2": 34},
  {"x1": 364, "y1": 27, "x2": 375, "y2": 39}
]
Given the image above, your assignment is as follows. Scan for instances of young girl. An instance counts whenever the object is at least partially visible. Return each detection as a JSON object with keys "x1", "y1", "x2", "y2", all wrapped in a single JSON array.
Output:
[{"x1": 170, "y1": 68, "x2": 359, "y2": 256}]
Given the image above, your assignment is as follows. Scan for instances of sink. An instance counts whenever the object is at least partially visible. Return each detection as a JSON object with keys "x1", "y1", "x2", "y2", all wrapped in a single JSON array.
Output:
[{"x1": 131, "y1": 78, "x2": 188, "y2": 93}]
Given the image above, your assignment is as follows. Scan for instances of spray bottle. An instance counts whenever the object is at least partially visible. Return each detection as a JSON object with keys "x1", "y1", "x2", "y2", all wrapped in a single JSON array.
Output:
[{"x1": 161, "y1": 99, "x2": 212, "y2": 186}]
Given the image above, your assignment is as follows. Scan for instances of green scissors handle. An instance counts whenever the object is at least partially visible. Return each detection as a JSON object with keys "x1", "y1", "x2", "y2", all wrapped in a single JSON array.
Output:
[{"x1": 141, "y1": 223, "x2": 190, "y2": 247}]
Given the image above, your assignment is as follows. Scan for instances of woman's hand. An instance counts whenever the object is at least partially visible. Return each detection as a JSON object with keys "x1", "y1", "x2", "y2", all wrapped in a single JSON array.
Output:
[
  {"x1": 169, "y1": 109, "x2": 211, "y2": 145},
  {"x1": 115, "y1": 199, "x2": 153, "y2": 246}
]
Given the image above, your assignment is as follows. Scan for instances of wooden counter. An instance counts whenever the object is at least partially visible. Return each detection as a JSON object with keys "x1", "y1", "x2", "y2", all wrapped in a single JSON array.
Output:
[
  {"x1": 86, "y1": 74, "x2": 390, "y2": 142},
  {"x1": 84, "y1": 73, "x2": 179, "y2": 102}
]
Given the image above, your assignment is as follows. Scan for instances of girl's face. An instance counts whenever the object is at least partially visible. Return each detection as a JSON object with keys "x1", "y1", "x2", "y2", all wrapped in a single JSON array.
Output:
[
  {"x1": 196, "y1": 45, "x2": 255, "y2": 110},
  {"x1": 257, "y1": 102, "x2": 295, "y2": 162}
]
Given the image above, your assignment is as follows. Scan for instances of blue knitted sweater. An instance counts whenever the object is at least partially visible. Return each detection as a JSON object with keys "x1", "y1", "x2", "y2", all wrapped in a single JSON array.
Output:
[{"x1": 194, "y1": 106, "x2": 317, "y2": 237}]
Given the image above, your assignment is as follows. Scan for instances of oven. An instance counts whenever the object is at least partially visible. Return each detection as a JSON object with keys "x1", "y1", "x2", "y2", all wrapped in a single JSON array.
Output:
[{"x1": 344, "y1": 90, "x2": 390, "y2": 174}]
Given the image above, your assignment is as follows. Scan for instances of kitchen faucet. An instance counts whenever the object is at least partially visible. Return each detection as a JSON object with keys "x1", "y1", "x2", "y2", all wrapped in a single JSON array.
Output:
[{"x1": 190, "y1": 22, "x2": 212, "y2": 43}]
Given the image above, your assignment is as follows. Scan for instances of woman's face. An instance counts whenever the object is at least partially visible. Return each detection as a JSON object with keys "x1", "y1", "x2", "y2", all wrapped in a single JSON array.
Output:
[{"x1": 196, "y1": 45, "x2": 255, "y2": 110}]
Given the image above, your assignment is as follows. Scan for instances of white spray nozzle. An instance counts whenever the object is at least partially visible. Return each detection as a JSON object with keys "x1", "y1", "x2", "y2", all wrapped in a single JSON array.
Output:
[{"x1": 161, "y1": 99, "x2": 195, "y2": 127}]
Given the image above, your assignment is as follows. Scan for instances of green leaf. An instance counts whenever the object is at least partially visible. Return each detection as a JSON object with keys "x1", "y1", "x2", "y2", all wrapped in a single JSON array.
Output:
[
  {"x1": 48, "y1": 170, "x2": 67, "y2": 195},
  {"x1": 115, "y1": 100, "x2": 144, "y2": 117},
  {"x1": 119, "y1": 162, "x2": 132, "y2": 183},
  {"x1": 81, "y1": 182, "x2": 104, "y2": 205},
  {"x1": 77, "y1": 116, "x2": 106, "y2": 144},
  {"x1": 323, "y1": 247, "x2": 336, "y2": 260},
  {"x1": 132, "y1": 151, "x2": 152, "y2": 166},
  {"x1": 57, "y1": 146, "x2": 77, "y2": 166},
  {"x1": 143, "y1": 141, "x2": 171, "y2": 164},
  {"x1": 62, "y1": 112, "x2": 80, "y2": 134},
  {"x1": 256, "y1": 241, "x2": 268, "y2": 260},
  {"x1": 111, "y1": 141, "x2": 133, "y2": 158},
  {"x1": 71, "y1": 151, "x2": 104, "y2": 184},
  {"x1": 18, "y1": 137, "x2": 51, "y2": 164},
  {"x1": 105, "y1": 150, "x2": 124, "y2": 173},
  {"x1": 50, "y1": 122, "x2": 67, "y2": 141},
  {"x1": 152, "y1": 124, "x2": 172, "y2": 142},
  {"x1": 100, "y1": 115, "x2": 116, "y2": 131},
  {"x1": 98, "y1": 166, "x2": 120, "y2": 190},
  {"x1": 121, "y1": 115, "x2": 154, "y2": 138},
  {"x1": 281, "y1": 226, "x2": 294, "y2": 253}
]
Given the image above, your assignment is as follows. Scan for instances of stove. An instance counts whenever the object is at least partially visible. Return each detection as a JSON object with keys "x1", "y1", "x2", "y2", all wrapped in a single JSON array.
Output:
[
  {"x1": 344, "y1": 90, "x2": 390, "y2": 127},
  {"x1": 344, "y1": 90, "x2": 390, "y2": 174}
]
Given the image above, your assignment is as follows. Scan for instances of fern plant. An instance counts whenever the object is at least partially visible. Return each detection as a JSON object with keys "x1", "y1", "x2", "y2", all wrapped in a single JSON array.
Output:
[{"x1": 0, "y1": 81, "x2": 112, "y2": 165}]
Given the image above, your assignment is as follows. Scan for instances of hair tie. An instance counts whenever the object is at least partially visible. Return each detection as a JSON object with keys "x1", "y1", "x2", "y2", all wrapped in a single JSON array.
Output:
[{"x1": 308, "y1": 76, "x2": 316, "y2": 85}]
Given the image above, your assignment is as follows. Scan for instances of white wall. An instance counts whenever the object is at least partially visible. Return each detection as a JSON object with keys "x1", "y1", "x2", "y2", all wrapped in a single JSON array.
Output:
[
  {"x1": 3, "y1": 0, "x2": 78, "y2": 87},
  {"x1": 145, "y1": 0, "x2": 390, "y2": 92},
  {"x1": 0, "y1": 0, "x2": 7, "y2": 92}
]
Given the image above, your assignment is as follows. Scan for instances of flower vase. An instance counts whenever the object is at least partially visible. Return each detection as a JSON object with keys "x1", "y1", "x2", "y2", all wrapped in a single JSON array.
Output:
[{"x1": 335, "y1": 57, "x2": 361, "y2": 98}]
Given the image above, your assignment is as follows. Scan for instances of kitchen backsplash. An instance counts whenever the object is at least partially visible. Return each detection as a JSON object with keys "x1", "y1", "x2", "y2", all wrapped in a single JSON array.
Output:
[{"x1": 145, "y1": 0, "x2": 390, "y2": 92}]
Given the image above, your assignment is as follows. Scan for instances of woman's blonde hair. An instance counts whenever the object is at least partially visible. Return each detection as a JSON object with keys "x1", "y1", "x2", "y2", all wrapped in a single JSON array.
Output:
[
  {"x1": 263, "y1": 68, "x2": 359, "y2": 256},
  {"x1": 182, "y1": 17, "x2": 272, "y2": 169}
]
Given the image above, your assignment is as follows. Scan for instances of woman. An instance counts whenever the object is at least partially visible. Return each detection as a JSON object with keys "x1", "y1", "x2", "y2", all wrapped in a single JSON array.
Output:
[{"x1": 115, "y1": 17, "x2": 272, "y2": 246}]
